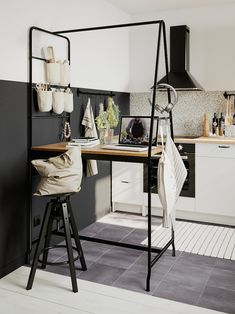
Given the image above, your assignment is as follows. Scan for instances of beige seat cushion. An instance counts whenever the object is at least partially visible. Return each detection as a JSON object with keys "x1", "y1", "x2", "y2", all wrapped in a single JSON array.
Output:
[{"x1": 32, "y1": 146, "x2": 83, "y2": 196}]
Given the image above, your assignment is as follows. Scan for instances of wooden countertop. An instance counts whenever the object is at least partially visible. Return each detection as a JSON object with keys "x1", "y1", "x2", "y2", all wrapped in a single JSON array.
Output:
[
  {"x1": 31, "y1": 142, "x2": 162, "y2": 158},
  {"x1": 175, "y1": 136, "x2": 235, "y2": 144}
]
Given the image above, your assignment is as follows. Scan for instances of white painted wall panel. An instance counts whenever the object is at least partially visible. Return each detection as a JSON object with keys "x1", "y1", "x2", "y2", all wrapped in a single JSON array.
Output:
[
  {"x1": 0, "y1": 0, "x2": 130, "y2": 91},
  {"x1": 129, "y1": 3, "x2": 235, "y2": 91}
]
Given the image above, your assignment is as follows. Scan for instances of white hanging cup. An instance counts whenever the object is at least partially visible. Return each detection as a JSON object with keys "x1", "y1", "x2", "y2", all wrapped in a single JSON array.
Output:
[
  {"x1": 37, "y1": 90, "x2": 52, "y2": 112},
  {"x1": 52, "y1": 90, "x2": 64, "y2": 114},
  {"x1": 45, "y1": 63, "x2": 60, "y2": 85},
  {"x1": 60, "y1": 61, "x2": 70, "y2": 86},
  {"x1": 64, "y1": 91, "x2": 73, "y2": 113}
]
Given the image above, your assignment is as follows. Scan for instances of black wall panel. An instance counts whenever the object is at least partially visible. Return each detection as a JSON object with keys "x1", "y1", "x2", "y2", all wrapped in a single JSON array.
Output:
[
  {"x1": 0, "y1": 79, "x2": 129, "y2": 277},
  {"x1": 31, "y1": 87, "x2": 130, "y2": 240},
  {"x1": 0, "y1": 80, "x2": 28, "y2": 277}
]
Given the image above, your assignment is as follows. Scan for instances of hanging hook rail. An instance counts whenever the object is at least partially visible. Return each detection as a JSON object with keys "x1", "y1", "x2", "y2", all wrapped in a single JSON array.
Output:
[{"x1": 77, "y1": 88, "x2": 115, "y2": 97}]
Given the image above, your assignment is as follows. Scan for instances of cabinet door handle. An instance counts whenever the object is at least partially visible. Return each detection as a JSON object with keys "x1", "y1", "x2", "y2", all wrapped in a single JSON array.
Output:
[
  {"x1": 218, "y1": 145, "x2": 230, "y2": 149},
  {"x1": 121, "y1": 180, "x2": 130, "y2": 184}
]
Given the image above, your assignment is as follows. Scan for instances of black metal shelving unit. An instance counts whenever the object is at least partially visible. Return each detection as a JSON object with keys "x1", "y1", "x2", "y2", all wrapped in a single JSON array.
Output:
[
  {"x1": 28, "y1": 27, "x2": 71, "y2": 260},
  {"x1": 28, "y1": 20, "x2": 175, "y2": 292}
]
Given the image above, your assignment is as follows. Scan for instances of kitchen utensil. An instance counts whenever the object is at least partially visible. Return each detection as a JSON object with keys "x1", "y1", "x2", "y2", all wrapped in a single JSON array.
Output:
[
  {"x1": 225, "y1": 96, "x2": 231, "y2": 126},
  {"x1": 47, "y1": 46, "x2": 56, "y2": 63},
  {"x1": 203, "y1": 113, "x2": 209, "y2": 137},
  {"x1": 42, "y1": 46, "x2": 56, "y2": 63}
]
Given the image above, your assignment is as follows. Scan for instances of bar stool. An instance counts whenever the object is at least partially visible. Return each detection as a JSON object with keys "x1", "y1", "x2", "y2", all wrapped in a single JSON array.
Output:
[{"x1": 26, "y1": 193, "x2": 87, "y2": 293}]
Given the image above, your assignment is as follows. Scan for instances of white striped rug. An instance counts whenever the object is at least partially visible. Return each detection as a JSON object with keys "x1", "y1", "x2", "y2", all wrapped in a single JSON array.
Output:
[{"x1": 141, "y1": 221, "x2": 235, "y2": 260}]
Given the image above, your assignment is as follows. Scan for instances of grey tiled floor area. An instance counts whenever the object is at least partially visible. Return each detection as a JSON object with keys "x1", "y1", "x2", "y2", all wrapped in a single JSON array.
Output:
[{"x1": 41, "y1": 214, "x2": 235, "y2": 314}]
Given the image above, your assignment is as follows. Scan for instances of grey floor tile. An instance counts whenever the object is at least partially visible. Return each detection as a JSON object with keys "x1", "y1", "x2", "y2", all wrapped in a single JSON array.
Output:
[
  {"x1": 207, "y1": 268, "x2": 235, "y2": 291},
  {"x1": 214, "y1": 258, "x2": 235, "y2": 272},
  {"x1": 197, "y1": 286, "x2": 235, "y2": 314},
  {"x1": 80, "y1": 222, "x2": 107, "y2": 236},
  {"x1": 121, "y1": 228, "x2": 148, "y2": 244},
  {"x1": 177, "y1": 252, "x2": 217, "y2": 268},
  {"x1": 82, "y1": 241, "x2": 111, "y2": 264},
  {"x1": 44, "y1": 264, "x2": 82, "y2": 278},
  {"x1": 95, "y1": 224, "x2": 134, "y2": 242},
  {"x1": 95, "y1": 247, "x2": 142, "y2": 269},
  {"x1": 163, "y1": 261, "x2": 212, "y2": 292},
  {"x1": 79, "y1": 263, "x2": 125, "y2": 285},
  {"x1": 153, "y1": 279, "x2": 201, "y2": 305},
  {"x1": 130, "y1": 251, "x2": 176, "y2": 275},
  {"x1": 112, "y1": 269, "x2": 163, "y2": 294}
]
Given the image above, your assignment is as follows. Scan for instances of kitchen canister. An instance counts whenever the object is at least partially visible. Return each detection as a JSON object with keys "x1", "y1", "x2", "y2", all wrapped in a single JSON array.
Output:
[
  {"x1": 45, "y1": 62, "x2": 60, "y2": 85},
  {"x1": 64, "y1": 89, "x2": 73, "y2": 113},
  {"x1": 37, "y1": 90, "x2": 52, "y2": 112},
  {"x1": 52, "y1": 90, "x2": 64, "y2": 114},
  {"x1": 60, "y1": 60, "x2": 70, "y2": 86}
]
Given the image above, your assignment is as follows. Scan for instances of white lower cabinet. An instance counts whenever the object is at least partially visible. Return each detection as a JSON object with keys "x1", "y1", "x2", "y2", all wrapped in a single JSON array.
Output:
[
  {"x1": 112, "y1": 162, "x2": 144, "y2": 214},
  {"x1": 112, "y1": 142, "x2": 235, "y2": 225},
  {"x1": 112, "y1": 161, "x2": 195, "y2": 217},
  {"x1": 196, "y1": 143, "x2": 235, "y2": 218}
]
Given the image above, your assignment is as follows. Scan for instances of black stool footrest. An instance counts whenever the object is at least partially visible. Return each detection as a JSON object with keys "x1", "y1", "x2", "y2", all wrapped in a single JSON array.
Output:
[{"x1": 38, "y1": 245, "x2": 80, "y2": 266}]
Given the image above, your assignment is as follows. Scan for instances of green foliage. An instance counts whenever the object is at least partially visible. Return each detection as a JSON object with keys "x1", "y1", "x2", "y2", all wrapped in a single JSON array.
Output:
[{"x1": 96, "y1": 97, "x2": 120, "y2": 129}]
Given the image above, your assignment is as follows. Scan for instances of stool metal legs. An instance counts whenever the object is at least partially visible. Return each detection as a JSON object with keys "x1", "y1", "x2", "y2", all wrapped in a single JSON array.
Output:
[
  {"x1": 27, "y1": 197, "x2": 86, "y2": 293},
  {"x1": 67, "y1": 200, "x2": 87, "y2": 271},
  {"x1": 61, "y1": 202, "x2": 78, "y2": 293},
  {"x1": 26, "y1": 201, "x2": 53, "y2": 290},
  {"x1": 41, "y1": 209, "x2": 54, "y2": 269}
]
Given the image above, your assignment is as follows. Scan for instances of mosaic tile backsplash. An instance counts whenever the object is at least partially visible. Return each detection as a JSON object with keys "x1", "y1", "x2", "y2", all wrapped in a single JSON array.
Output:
[{"x1": 130, "y1": 91, "x2": 235, "y2": 136}]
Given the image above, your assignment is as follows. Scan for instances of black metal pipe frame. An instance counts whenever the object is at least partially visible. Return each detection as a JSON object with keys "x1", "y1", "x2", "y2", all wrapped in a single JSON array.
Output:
[
  {"x1": 28, "y1": 27, "x2": 71, "y2": 262},
  {"x1": 28, "y1": 20, "x2": 174, "y2": 291}
]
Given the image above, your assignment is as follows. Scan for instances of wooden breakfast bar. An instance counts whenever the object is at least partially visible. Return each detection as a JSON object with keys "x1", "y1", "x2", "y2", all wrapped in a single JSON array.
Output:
[{"x1": 29, "y1": 142, "x2": 175, "y2": 292}]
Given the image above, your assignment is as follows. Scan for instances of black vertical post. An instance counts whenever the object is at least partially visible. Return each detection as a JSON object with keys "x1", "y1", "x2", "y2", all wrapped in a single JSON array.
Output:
[
  {"x1": 162, "y1": 22, "x2": 174, "y2": 140},
  {"x1": 27, "y1": 27, "x2": 33, "y2": 263},
  {"x1": 146, "y1": 21, "x2": 162, "y2": 292}
]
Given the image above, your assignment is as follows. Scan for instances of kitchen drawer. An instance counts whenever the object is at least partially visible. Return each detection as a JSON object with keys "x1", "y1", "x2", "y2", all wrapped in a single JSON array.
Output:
[
  {"x1": 196, "y1": 143, "x2": 235, "y2": 158},
  {"x1": 112, "y1": 162, "x2": 142, "y2": 181}
]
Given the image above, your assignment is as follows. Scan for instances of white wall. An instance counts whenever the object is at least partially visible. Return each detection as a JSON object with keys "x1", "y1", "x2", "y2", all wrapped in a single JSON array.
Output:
[
  {"x1": 128, "y1": 3, "x2": 235, "y2": 92},
  {"x1": 0, "y1": 0, "x2": 130, "y2": 91}
]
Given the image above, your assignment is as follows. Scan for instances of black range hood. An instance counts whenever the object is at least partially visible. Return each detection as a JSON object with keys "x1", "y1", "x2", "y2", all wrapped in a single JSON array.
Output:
[{"x1": 158, "y1": 25, "x2": 203, "y2": 91}]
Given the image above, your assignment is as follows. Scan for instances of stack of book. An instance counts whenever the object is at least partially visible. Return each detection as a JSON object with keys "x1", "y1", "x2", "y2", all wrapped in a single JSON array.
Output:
[{"x1": 67, "y1": 137, "x2": 100, "y2": 148}]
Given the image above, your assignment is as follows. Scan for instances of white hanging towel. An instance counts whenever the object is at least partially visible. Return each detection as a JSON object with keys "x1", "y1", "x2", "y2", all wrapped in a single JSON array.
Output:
[
  {"x1": 82, "y1": 98, "x2": 98, "y2": 176},
  {"x1": 157, "y1": 125, "x2": 187, "y2": 230}
]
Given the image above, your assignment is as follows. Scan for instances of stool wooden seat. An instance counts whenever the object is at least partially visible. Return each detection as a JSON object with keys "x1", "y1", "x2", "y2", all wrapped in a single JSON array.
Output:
[{"x1": 26, "y1": 193, "x2": 87, "y2": 293}]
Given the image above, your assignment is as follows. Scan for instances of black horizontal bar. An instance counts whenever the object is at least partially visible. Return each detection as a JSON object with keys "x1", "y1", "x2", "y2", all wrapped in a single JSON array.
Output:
[
  {"x1": 31, "y1": 26, "x2": 70, "y2": 41},
  {"x1": 224, "y1": 91, "x2": 235, "y2": 99},
  {"x1": 32, "y1": 56, "x2": 47, "y2": 61},
  {"x1": 54, "y1": 20, "x2": 163, "y2": 34},
  {"x1": 151, "y1": 238, "x2": 174, "y2": 267},
  {"x1": 77, "y1": 88, "x2": 115, "y2": 97},
  {"x1": 32, "y1": 114, "x2": 70, "y2": 119},
  {"x1": 79, "y1": 235, "x2": 162, "y2": 253}
]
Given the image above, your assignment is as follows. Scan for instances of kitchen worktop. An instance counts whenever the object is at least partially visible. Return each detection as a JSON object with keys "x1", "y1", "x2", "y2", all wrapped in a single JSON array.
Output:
[{"x1": 174, "y1": 136, "x2": 235, "y2": 144}]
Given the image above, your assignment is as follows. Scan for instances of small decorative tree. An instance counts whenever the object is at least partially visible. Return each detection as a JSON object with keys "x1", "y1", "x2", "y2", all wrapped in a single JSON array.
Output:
[{"x1": 95, "y1": 97, "x2": 120, "y2": 144}]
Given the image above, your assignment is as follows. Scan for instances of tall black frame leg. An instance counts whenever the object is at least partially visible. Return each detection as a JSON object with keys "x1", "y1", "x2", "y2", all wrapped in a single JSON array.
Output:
[
  {"x1": 67, "y1": 199, "x2": 87, "y2": 271},
  {"x1": 146, "y1": 162, "x2": 152, "y2": 292},
  {"x1": 171, "y1": 227, "x2": 176, "y2": 257},
  {"x1": 41, "y1": 203, "x2": 55, "y2": 269},
  {"x1": 26, "y1": 201, "x2": 53, "y2": 290},
  {"x1": 61, "y1": 202, "x2": 78, "y2": 293}
]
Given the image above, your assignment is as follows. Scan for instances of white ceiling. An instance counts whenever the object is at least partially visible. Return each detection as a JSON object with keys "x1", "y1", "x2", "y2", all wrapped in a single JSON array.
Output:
[{"x1": 105, "y1": 0, "x2": 235, "y2": 15}]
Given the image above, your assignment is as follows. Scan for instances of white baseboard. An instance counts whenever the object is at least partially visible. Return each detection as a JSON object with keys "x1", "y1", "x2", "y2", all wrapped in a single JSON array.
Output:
[{"x1": 112, "y1": 202, "x2": 235, "y2": 226}]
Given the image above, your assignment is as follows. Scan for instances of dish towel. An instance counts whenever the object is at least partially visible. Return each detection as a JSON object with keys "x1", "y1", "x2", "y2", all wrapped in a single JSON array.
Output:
[
  {"x1": 157, "y1": 127, "x2": 187, "y2": 230},
  {"x1": 82, "y1": 98, "x2": 98, "y2": 177}
]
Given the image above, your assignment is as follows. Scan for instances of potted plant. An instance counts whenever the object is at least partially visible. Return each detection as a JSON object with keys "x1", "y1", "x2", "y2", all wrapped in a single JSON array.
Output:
[{"x1": 96, "y1": 97, "x2": 119, "y2": 144}]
